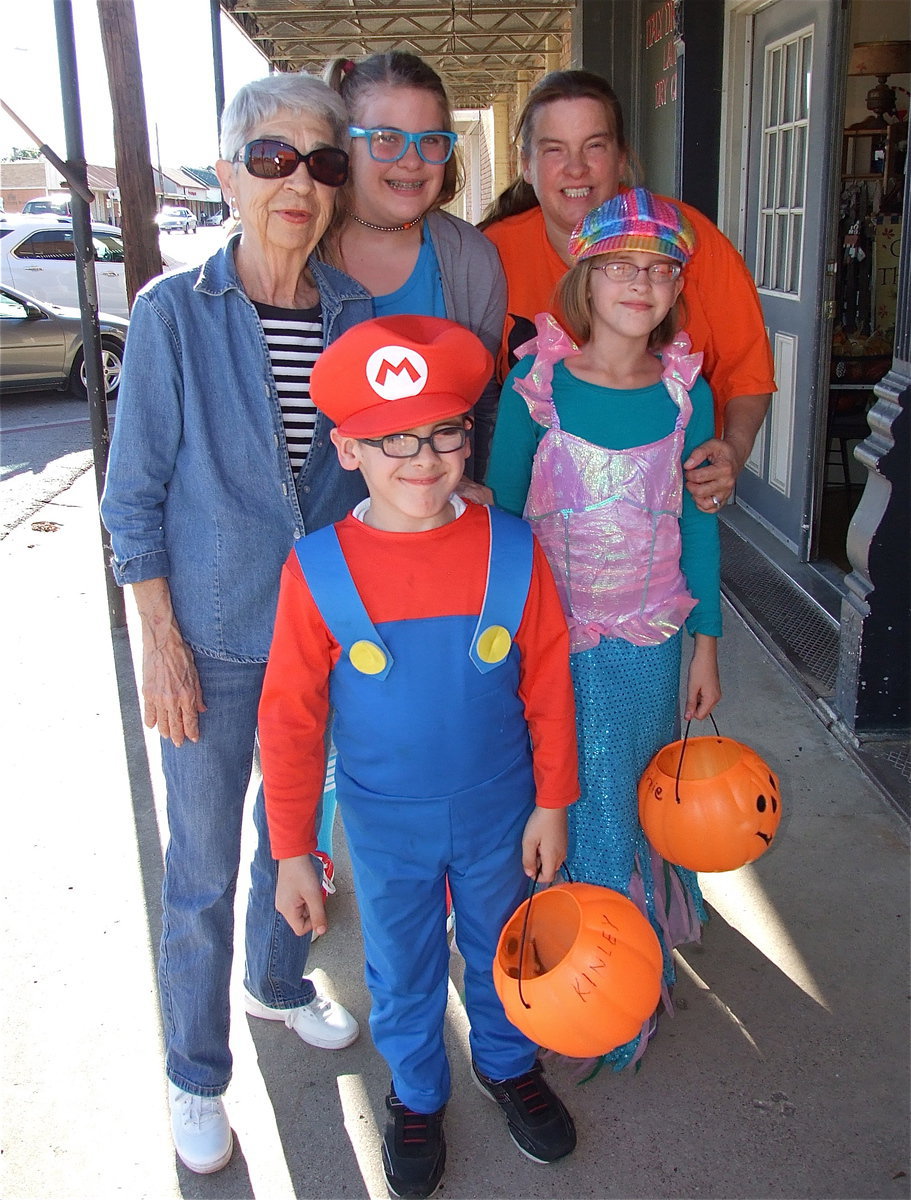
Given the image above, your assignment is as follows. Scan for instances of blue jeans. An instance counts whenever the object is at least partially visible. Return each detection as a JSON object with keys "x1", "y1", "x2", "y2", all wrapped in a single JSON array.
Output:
[{"x1": 158, "y1": 654, "x2": 315, "y2": 1097}]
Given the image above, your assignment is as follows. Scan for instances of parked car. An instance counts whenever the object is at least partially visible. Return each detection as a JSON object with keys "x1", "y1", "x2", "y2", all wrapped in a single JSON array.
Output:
[
  {"x1": 203, "y1": 210, "x2": 227, "y2": 226},
  {"x1": 22, "y1": 195, "x2": 73, "y2": 217},
  {"x1": 156, "y1": 206, "x2": 197, "y2": 234},
  {"x1": 0, "y1": 217, "x2": 176, "y2": 319},
  {"x1": 0, "y1": 284, "x2": 128, "y2": 399}
]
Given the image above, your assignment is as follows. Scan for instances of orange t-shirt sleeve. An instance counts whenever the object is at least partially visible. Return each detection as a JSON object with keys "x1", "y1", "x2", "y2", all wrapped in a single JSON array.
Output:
[
  {"x1": 674, "y1": 198, "x2": 776, "y2": 413},
  {"x1": 484, "y1": 210, "x2": 567, "y2": 382}
]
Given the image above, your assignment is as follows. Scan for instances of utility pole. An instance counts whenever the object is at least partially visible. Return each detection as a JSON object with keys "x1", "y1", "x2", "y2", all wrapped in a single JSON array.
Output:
[
  {"x1": 96, "y1": 0, "x2": 161, "y2": 306},
  {"x1": 155, "y1": 123, "x2": 164, "y2": 202}
]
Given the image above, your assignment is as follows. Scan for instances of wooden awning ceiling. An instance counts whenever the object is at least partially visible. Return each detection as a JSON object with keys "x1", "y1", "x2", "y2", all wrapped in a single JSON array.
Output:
[{"x1": 219, "y1": 0, "x2": 573, "y2": 109}]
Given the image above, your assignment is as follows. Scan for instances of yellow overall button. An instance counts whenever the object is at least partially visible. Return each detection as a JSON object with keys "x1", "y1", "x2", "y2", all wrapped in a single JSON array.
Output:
[
  {"x1": 349, "y1": 640, "x2": 387, "y2": 675},
  {"x1": 476, "y1": 624, "x2": 511, "y2": 664}
]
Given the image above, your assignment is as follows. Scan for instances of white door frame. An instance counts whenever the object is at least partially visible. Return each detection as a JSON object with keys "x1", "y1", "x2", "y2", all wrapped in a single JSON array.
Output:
[
  {"x1": 717, "y1": 0, "x2": 849, "y2": 560},
  {"x1": 718, "y1": 1, "x2": 777, "y2": 250}
]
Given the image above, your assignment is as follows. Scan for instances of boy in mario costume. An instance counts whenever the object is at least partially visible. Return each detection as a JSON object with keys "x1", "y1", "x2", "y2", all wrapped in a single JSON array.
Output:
[{"x1": 258, "y1": 314, "x2": 579, "y2": 1198}]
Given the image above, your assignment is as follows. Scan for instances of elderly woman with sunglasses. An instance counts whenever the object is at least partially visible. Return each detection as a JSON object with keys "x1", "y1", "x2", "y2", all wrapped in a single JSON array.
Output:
[
  {"x1": 323, "y1": 52, "x2": 506, "y2": 484},
  {"x1": 101, "y1": 74, "x2": 370, "y2": 1176}
]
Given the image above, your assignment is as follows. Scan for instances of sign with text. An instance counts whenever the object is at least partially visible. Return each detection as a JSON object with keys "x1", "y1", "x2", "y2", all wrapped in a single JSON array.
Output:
[{"x1": 639, "y1": 0, "x2": 680, "y2": 197}]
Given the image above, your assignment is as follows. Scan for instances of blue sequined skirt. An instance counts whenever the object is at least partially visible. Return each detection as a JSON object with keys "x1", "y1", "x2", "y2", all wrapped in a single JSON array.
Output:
[{"x1": 567, "y1": 631, "x2": 706, "y2": 1070}]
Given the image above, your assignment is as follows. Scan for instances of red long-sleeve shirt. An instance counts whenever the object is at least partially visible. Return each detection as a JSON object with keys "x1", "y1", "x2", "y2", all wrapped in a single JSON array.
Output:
[{"x1": 259, "y1": 502, "x2": 579, "y2": 860}]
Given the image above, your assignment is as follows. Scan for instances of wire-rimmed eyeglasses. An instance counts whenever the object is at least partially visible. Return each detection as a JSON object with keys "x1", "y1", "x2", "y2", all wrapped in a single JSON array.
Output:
[{"x1": 591, "y1": 260, "x2": 683, "y2": 284}]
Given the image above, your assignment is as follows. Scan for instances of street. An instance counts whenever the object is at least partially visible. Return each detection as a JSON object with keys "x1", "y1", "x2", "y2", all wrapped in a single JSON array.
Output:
[
  {"x1": 0, "y1": 226, "x2": 227, "y2": 537},
  {"x1": 0, "y1": 391, "x2": 99, "y2": 536}
]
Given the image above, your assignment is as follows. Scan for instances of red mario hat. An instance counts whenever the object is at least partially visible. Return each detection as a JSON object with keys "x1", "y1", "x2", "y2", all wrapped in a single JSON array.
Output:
[{"x1": 309, "y1": 314, "x2": 493, "y2": 438}]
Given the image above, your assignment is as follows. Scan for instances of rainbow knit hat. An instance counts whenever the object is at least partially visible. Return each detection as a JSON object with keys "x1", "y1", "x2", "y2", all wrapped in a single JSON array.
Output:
[{"x1": 568, "y1": 187, "x2": 696, "y2": 264}]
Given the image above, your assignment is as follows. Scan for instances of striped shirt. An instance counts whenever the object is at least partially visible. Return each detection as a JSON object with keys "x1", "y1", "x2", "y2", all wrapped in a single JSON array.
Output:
[{"x1": 255, "y1": 301, "x2": 323, "y2": 472}]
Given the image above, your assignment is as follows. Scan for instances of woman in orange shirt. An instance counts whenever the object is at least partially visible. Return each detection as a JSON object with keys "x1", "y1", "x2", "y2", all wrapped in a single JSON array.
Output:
[{"x1": 481, "y1": 69, "x2": 775, "y2": 512}]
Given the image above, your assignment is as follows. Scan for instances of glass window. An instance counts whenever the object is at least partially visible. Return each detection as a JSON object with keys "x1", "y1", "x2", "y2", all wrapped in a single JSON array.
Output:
[
  {"x1": 755, "y1": 26, "x2": 812, "y2": 296},
  {"x1": 767, "y1": 47, "x2": 782, "y2": 125},
  {"x1": 0, "y1": 291, "x2": 29, "y2": 318},
  {"x1": 13, "y1": 230, "x2": 76, "y2": 260},
  {"x1": 93, "y1": 233, "x2": 125, "y2": 262},
  {"x1": 23, "y1": 198, "x2": 72, "y2": 216},
  {"x1": 788, "y1": 214, "x2": 803, "y2": 293}
]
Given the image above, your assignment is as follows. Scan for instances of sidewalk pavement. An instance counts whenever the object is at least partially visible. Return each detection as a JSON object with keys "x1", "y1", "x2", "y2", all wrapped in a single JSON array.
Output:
[{"x1": 1, "y1": 467, "x2": 908, "y2": 1200}]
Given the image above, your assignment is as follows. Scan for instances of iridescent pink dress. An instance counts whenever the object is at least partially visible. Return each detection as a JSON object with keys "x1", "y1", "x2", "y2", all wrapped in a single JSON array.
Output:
[{"x1": 515, "y1": 314, "x2": 707, "y2": 1069}]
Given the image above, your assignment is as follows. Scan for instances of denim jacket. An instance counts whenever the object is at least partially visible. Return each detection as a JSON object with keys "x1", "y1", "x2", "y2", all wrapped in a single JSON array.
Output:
[{"x1": 100, "y1": 234, "x2": 372, "y2": 661}]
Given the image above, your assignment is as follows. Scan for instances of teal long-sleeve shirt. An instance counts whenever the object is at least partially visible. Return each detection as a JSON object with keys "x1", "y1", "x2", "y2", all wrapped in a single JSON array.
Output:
[{"x1": 486, "y1": 355, "x2": 722, "y2": 638}]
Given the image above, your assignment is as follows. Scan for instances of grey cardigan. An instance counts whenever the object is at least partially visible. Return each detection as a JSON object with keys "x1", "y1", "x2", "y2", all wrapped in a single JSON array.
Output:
[{"x1": 425, "y1": 210, "x2": 506, "y2": 480}]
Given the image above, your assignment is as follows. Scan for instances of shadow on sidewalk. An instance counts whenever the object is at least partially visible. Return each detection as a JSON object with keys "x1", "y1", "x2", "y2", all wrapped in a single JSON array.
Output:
[{"x1": 111, "y1": 625, "x2": 164, "y2": 955}]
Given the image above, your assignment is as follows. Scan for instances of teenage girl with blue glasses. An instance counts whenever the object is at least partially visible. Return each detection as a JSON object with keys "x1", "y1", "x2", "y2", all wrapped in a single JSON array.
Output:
[
  {"x1": 322, "y1": 51, "x2": 504, "y2": 482},
  {"x1": 317, "y1": 52, "x2": 506, "y2": 870}
]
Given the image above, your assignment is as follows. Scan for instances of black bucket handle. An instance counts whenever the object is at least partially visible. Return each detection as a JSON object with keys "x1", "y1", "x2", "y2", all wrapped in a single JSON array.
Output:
[
  {"x1": 515, "y1": 861, "x2": 573, "y2": 1010},
  {"x1": 674, "y1": 712, "x2": 720, "y2": 804}
]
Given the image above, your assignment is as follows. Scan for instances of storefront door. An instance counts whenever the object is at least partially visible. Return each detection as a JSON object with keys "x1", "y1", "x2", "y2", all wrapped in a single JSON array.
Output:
[{"x1": 736, "y1": 0, "x2": 840, "y2": 556}]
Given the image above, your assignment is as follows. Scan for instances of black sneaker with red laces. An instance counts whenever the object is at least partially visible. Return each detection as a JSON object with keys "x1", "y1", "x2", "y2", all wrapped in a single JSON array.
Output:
[
  {"x1": 471, "y1": 1059, "x2": 576, "y2": 1163},
  {"x1": 382, "y1": 1089, "x2": 446, "y2": 1199}
]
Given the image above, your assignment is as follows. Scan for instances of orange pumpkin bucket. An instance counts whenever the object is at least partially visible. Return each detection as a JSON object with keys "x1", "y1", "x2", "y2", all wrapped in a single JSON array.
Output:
[
  {"x1": 638, "y1": 727, "x2": 782, "y2": 872},
  {"x1": 493, "y1": 882, "x2": 663, "y2": 1058}
]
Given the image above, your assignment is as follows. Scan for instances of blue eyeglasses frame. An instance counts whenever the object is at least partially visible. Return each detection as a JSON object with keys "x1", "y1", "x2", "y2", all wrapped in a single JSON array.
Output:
[{"x1": 348, "y1": 126, "x2": 457, "y2": 164}]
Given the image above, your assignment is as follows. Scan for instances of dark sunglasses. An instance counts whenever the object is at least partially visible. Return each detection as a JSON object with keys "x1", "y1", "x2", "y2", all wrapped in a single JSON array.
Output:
[{"x1": 236, "y1": 139, "x2": 349, "y2": 187}]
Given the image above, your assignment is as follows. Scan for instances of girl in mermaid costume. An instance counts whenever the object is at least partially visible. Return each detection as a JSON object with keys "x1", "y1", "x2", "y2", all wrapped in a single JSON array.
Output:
[{"x1": 486, "y1": 188, "x2": 722, "y2": 1070}]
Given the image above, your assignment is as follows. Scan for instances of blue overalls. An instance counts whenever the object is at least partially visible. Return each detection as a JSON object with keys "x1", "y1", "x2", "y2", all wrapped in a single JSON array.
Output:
[{"x1": 295, "y1": 506, "x2": 540, "y2": 1113}]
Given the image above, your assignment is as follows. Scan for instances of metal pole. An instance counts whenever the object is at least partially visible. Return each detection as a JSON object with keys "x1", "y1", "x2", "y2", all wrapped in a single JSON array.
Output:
[
  {"x1": 0, "y1": 100, "x2": 94, "y2": 204},
  {"x1": 53, "y1": 0, "x2": 125, "y2": 628},
  {"x1": 210, "y1": 0, "x2": 229, "y2": 220},
  {"x1": 210, "y1": 0, "x2": 226, "y2": 142},
  {"x1": 155, "y1": 121, "x2": 163, "y2": 207}
]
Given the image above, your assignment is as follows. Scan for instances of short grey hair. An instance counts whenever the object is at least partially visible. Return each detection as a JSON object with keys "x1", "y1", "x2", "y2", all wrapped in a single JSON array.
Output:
[{"x1": 219, "y1": 73, "x2": 349, "y2": 162}]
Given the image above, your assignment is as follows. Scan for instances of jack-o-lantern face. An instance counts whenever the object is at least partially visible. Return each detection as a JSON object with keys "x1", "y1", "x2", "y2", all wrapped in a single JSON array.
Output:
[{"x1": 638, "y1": 737, "x2": 782, "y2": 872}]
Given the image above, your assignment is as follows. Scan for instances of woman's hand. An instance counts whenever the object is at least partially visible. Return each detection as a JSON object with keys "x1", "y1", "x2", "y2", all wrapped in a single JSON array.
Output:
[
  {"x1": 276, "y1": 855, "x2": 327, "y2": 938},
  {"x1": 521, "y1": 807, "x2": 568, "y2": 884},
  {"x1": 684, "y1": 633, "x2": 721, "y2": 721},
  {"x1": 683, "y1": 437, "x2": 739, "y2": 510},
  {"x1": 132, "y1": 578, "x2": 206, "y2": 746},
  {"x1": 684, "y1": 393, "x2": 771, "y2": 511}
]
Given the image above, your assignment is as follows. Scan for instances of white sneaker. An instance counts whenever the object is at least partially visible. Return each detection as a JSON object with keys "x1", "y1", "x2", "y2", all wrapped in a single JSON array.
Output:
[
  {"x1": 243, "y1": 985, "x2": 359, "y2": 1049},
  {"x1": 168, "y1": 1083, "x2": 233, "y2": 1174}
]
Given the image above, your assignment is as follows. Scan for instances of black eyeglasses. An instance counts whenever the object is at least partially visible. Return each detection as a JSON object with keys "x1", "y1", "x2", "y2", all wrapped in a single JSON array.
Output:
[
  {"x1": 359, "y1": 421, "x2": 471, "y2": 459},
  {"x1": 236, "y1": 139, "x2": 349, "y2": 187},
  {"x1": 348, "y1": 126, "x2": 457, "y2": 164},
  {"x1": 592, "y1": 260, "x2": 682, "y2": 284}
]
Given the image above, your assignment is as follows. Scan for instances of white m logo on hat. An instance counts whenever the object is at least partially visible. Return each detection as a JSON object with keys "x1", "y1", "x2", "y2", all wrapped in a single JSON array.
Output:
[{"x1": 365, "y1": 345, "x2": 429, "y2": 400}]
